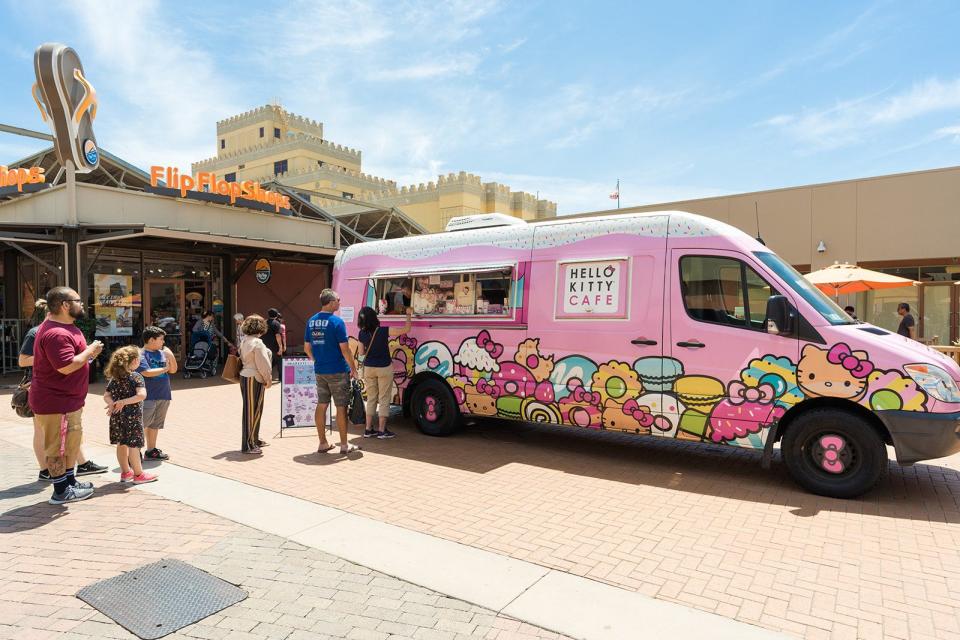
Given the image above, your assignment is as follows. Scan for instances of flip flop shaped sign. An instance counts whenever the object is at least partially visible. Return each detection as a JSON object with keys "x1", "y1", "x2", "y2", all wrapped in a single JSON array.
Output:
[{"x1": 32, "y1": 43, "x2": 100, "y2": 172}]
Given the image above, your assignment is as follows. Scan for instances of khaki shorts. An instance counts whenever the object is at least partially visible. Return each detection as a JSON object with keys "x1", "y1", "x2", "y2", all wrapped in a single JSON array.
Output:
[
  {"x1": 34, "y1": 409, "x2": 83, "y2": 460},
  {"x1": 316, "y1": 373, "x2": 350, "y2": 407},
  {"x1": 143, "y1": 399, "x2": 171, "y2": 430}
]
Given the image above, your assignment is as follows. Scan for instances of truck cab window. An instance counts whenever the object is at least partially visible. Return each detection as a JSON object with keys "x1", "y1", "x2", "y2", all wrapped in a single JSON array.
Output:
[{"x1": 680, "y1": 256, "x2": 779, "y2": 331}]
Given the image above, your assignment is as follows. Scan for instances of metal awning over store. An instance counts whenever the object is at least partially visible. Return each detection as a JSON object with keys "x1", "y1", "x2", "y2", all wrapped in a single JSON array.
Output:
[{"x1": 265, "y1": 181, "x2": 427, "y2": 243}]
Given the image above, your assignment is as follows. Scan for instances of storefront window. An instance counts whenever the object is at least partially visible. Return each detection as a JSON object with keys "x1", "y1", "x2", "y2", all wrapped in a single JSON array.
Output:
[{"x1": 84, "y1": 247, "x2": 224, "y2": 362}]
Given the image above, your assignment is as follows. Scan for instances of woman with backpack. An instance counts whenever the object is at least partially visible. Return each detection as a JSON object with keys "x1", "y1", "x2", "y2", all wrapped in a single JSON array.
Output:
[{"x1": 356, "y1": 305, "x2": 412, "y2": 439}]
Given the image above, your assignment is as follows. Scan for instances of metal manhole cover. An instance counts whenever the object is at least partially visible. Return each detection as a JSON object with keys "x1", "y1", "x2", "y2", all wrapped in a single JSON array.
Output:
[{"x1": 76, "y1": 558, "x2": 246, "y2": 639}]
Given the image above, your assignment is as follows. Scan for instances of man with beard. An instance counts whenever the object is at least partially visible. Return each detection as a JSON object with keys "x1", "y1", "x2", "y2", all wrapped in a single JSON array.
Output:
[{"x1": 30, "y1": 287, "x2": 103, "y2": 504}]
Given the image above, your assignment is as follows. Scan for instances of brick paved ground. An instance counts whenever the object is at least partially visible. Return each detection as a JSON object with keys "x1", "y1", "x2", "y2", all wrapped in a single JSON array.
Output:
[
  {"x1": 3, "y1": 376, "x2": 960, "y2": 639},
  {"x1": 0, "y1": 440, "x2": 567, "y2": 640}
]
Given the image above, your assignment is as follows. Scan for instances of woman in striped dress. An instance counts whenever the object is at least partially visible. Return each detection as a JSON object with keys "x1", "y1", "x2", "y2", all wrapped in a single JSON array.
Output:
[{"x1": 238, "y1": 315, "x2": 273, "y2": 454}]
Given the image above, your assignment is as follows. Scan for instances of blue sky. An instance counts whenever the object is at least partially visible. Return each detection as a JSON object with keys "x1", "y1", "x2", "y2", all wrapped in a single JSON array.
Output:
[{"x1": 1, "y1": 0, "x2": 959, "y2": 214}]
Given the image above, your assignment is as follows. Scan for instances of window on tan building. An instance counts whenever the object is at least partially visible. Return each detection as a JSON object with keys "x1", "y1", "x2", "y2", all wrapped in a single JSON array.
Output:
[
  {"x1": 259, "y1": 127, "x2": 264, "y2": 138},
  {"x1": 274, "y1": 127, "x2": 281, "y2": 139},
  {"x1": 274, "y1": 159, "x2": 288, "y2": 175},
  {"x1": 220, "y1": 139, "x2": 225, "y2": 149}
]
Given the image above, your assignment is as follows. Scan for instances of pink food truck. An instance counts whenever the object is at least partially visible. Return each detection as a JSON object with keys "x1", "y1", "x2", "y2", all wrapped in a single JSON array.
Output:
[{"x1": 332, "y1": 211, "x2": 960, "y2": 498}]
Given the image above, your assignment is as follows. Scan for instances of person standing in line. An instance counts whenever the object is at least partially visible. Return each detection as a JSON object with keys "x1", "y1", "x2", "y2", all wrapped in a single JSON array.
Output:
[
  {"x1": 137, "y1": 326, "x2": 177, "y2": 461},
  {"x1": 897, "y1": 303, "x2": 916, "y2": 339},
  {"x1": 262, "y1": 308, "x2": 283, "y2": 381},
  {"x1": 238, "y1": 315, "x2": 273, "y2": 454},
  {"x1": 357, "y1": 305, "x2": 412, "y2": 439},
  {"x1": 29, "y1": 287, "x2": 104, "y2": 504},
  {"x1": 19, "y1": 299, "x2": 108, "y2": 482},
  {"x1": 104, "y1": 346, "x2": 157, "y2": 484},
  {"x1": 304, "y1": 289, "x2": 357, "y2": 455}
]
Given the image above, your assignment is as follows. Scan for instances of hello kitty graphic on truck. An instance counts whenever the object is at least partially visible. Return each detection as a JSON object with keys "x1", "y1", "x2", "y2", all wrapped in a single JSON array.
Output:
[{"x1": 333, "y1": 210, "x2": 960, "y2": 498}]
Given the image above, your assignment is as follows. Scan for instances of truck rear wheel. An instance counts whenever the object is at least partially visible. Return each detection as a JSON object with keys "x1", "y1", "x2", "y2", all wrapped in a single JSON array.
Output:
[
  {"x1": 782, "y1": 408, "x2": 887, "y2": 499},
  {"x1": 411, "y1": 379, "x2": 460, "y2": 437}
]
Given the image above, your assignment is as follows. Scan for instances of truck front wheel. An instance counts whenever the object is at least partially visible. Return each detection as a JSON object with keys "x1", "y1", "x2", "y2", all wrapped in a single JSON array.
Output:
[{"x1": 781, "y1": 408, "x2": 887, "y2": 499}]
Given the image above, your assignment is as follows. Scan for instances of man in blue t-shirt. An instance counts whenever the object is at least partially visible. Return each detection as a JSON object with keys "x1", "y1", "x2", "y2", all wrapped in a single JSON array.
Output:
[{"x1": 304, "y1": 288, "x2": 357, "y2": 455}]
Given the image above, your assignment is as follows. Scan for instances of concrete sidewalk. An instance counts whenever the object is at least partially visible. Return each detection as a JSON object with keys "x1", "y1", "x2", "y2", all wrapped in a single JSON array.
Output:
[{"x1": 0, "y1": 428, "x2": 783, "y2": 639}]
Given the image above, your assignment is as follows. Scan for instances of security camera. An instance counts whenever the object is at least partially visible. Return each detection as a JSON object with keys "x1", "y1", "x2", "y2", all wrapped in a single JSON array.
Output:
[{"x1": 816, "y1": 240, "x2": 826, "y2": 253}]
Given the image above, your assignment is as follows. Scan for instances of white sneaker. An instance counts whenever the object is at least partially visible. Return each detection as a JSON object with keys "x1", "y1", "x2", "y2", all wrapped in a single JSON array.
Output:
[{"x1": 48, "y1": 484, "x2": 94, "y2": 505}]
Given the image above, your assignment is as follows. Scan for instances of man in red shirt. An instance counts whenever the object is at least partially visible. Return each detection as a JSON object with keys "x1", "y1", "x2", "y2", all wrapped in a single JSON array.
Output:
[{"x1": 30, "y1": 287, "x2": 103, "y2": 505}]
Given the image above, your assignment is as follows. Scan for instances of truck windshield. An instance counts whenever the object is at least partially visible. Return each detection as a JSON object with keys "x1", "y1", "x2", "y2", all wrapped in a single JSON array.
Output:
[{"x1": 754, "y1": 251, "x2": 854, "y2": 325}]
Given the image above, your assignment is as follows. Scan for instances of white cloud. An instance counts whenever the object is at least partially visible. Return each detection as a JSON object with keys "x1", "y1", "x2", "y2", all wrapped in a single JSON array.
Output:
[
  {"x1": 934, "y1": 125, "x2": 960, "y2": 143},
  {"x1": 761, "y1": 77, "x2": 960, "y2": 151},
  {"x1": 369, "y1": 54, "x2": 482, "y2": 81}
]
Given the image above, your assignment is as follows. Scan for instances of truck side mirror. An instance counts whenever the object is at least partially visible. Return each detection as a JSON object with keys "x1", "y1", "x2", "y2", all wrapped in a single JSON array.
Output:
[{"x1": 766, "y1": 295, "x2": 793, "y2": 336}]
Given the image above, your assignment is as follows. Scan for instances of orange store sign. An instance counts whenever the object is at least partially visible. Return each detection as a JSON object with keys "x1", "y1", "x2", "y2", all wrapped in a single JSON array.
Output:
[
  {"x1": 149, "y1": 166, "x2": 292, "y2": 213},
  {"x1": 0, "y1": 165, "x2": 46, "y2": 191}
]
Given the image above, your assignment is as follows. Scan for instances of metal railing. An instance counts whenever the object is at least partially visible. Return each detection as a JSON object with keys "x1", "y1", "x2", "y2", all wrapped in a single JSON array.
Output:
[{"x1": 0, "y1": 319, "x2": 25, "y2": 376}]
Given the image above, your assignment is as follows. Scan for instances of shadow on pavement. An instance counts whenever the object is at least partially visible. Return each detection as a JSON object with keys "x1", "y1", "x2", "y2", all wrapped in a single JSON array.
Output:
[
  {"x1": 0, "y1": 483, "x2": 129, "y2": 533},
  {"x1": 362, "y1": 415, "x2": 960, "y2": 522}
]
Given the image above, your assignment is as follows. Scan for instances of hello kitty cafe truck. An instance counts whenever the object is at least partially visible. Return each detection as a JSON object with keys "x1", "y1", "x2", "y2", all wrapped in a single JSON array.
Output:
[{"x1": 332, "y1": 211, "x2": 960, "y2": 498}]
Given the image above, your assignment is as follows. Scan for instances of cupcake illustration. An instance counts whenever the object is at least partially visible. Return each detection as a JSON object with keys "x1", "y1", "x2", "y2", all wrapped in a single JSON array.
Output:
[
  {"x1": 673, "y1": 376, "x2": 725, "y2": 441},
  {"x1": 708, "y1": 381, "x2": 785, "y2": 446},
  {"x1": 632, "y1": 357, "x2": 684, "y2": 392},
  {"x1": 740, "y1": 355, "x2": 801, "y2": 409},
  {"x1": 454, "y1": 330, "x2": 502, "y2": 383}
]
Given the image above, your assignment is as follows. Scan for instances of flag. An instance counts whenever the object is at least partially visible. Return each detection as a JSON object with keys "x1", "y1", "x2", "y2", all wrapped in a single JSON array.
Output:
[{"x1": 609, "y1": 178, "x2": 620, "y2": 200}]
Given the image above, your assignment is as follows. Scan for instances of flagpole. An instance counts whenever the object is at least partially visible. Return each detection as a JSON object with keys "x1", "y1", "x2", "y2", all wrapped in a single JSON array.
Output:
[{"x1": 617, "y1": 178, "x2": 620, "y2": 209}]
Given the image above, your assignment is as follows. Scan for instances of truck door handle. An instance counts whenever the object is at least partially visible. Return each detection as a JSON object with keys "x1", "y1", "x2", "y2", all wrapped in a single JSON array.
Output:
[
  {"x1": 676, "y1": 340, "x2": 706, "y2": 348},
  {"x1": 631, "y1": 338, "x2": 658, "y2": 346}
]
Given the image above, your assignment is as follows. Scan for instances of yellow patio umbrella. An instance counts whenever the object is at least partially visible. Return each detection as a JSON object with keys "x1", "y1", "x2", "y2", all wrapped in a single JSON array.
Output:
[{"x1": 803, "y1": 263, "x2": 918, "y2": 298}]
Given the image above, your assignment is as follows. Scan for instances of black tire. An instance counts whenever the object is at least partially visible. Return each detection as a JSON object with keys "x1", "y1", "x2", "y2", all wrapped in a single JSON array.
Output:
[
  {"x1": 781, "y1": 408, "x2": 887, "y2": 499},
  {"x1": 410, "y1": 378, "x2": 460, "y2": 437}
]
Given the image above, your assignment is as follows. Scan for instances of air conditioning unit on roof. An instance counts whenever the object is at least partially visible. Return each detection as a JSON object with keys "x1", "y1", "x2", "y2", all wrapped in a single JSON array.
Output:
[{"x1": 445, "y1": 212, "x2": 527, "y2": 232}]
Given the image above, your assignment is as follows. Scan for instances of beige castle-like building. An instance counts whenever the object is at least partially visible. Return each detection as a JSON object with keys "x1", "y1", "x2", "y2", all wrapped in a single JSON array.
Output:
[{"x1": 191, "y1": 104, "x2": 557, "y2": 232}]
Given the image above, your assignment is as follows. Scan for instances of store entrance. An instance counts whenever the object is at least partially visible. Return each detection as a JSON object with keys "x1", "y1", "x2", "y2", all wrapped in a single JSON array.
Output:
[{"x1": 145, "y1": 279, "x2": 185, "y2": 361}]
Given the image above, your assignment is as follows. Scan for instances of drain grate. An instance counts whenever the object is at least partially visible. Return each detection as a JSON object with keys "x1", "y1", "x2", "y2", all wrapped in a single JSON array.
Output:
[{"x1": 76, "y1": 558, "x2": 246, "y2": 639}]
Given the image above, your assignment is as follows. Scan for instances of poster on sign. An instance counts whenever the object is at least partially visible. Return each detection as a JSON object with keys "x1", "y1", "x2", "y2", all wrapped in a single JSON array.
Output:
[
  {"x1": 280, "y1": 357, "x2": 330, "y2": 434},
  {"x1": 555, "y1": 258, "x2": 629, "y2": 319}
]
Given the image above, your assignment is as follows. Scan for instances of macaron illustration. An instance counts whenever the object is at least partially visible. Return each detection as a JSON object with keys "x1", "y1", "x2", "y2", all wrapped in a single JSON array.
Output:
[{"x1": 632, "y1": 357, "x2": 684, "y2": 392}]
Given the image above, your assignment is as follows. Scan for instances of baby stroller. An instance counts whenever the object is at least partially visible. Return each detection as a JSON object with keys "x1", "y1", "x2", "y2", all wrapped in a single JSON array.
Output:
[{"x1": 183, "y1": 339, "x2": 219, "y2": 379}]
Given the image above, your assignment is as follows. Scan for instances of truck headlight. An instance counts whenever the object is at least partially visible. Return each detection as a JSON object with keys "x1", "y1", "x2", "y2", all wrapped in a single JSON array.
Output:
[{"x1": 905, "y1": 363, "x2": 960, "y2": 403}]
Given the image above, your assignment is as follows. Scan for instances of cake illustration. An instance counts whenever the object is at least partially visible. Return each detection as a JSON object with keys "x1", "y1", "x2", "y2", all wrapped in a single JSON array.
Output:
[
  {"x1": 522, "y1": 397, "x2": 563, "y2": 424},
  {"x1": 491, "y1": 362, "x2": 554, "y2": 403},
  {"x1": 454, "y1": 330, "x2": 502, "y2": 383},
  {"x1": 632, "y1": 357, "x2": 684, "y2": 392}
]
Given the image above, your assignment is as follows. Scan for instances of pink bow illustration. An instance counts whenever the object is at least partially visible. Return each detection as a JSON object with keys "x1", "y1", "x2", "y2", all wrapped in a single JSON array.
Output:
[
  {"x1": 566, "y1": 379, "x2": 601, "y2": 405},
  {"x1": 826, "y1": 343, "x2": 874, "y2": 379},
  {"x1": 476, "y1": 378, "x2": 501, "y2": 398},
  {"x1": 476, "y1": 330, "x2": 503, "y2": 359},
  {"x1": 622, "y1": 399, "x2": 672, "y2": 431},
  {"x1": 397, "y1": 335, "x2": 417, "y2": 349},
  {"x1": 728, "y1": 381, "x2": 776, "y2": 405}
]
